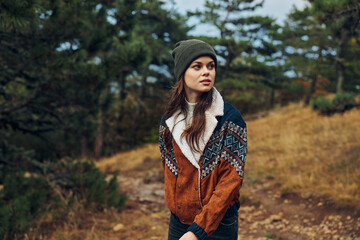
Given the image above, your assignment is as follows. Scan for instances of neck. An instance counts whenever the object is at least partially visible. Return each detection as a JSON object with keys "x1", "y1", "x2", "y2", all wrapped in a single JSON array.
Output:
[{"x1": 185, "y1": 91, "x2": 201, "y2": 103}]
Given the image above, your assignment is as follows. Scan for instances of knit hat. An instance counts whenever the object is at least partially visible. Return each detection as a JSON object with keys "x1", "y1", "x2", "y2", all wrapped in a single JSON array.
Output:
[{"x1": 172, "y1": 39, "x2": 217, "y2": 81}]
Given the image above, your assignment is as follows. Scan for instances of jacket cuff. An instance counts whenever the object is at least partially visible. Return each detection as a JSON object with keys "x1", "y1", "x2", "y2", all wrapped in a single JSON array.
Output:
[{"x1": 187, "y1": 222, "x2": 207, "y2": 240}]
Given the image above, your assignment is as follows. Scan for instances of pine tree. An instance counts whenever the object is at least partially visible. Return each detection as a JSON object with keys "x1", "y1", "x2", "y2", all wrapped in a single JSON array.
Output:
[
  {"x1": 308, "y1": 0, "x2": 360, "y2": 93},
  {"x1": 278, "y1": 0, "x2": 360, "y2": 103},
  {"x1": 278, "y1": 5, "x2": 335, "y2": 105},
  {"x1": 189, "y1": 0, "x2": 289, "y2": 112}
]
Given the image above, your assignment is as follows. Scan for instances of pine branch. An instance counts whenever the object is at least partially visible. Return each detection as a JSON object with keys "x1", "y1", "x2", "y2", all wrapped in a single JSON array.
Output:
[
  {"x1": 332, "y1": 3, "x2": 360, "y2": 19},
  {"x1": 0, "y1": 158, "x2": 16, "y2": 166}
]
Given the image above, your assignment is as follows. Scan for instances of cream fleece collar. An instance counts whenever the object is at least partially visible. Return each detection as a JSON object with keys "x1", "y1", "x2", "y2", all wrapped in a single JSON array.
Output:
[{"x1": 165, "y1": 88, "x2": 224, "y2": 169}]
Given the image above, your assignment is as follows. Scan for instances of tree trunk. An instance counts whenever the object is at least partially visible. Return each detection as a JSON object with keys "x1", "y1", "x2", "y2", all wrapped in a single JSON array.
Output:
[
  {"x1": 222, "y1": 44, "x2": 234, "y2": 81},
  {"x1": 304, "y1": 74, "x2": 318, "y2": 105},
  {"x1": 118, "y1": 71, "x2": 129, "y2": 123},
  {"x1": 94, "y1": 87, "x2": 110, "y2": 160},
  {"x1": 81, "y1": 133, "x2": 88, "y2": 159},
  {"x1": 269, "y1": 88, "x2": 275, "y2": 108},
  {"x1": 336, "y1": 59, "x2": 345, "y2": 93},
  {"x1": 305, "y1": 46, "x2": 324, "y2": 105},
  {"x1": 119, "y1": 72, "x2": 128, "y2": 101},
  {"x1": 94, "y1": 109, "x2": 104, "y2": 160},
  {"x1": 335, "y1": 29, "x2": 349, "y2": 93},
  {"x1": 140, "y1": 70, "x2": 148, "y2": 100}
]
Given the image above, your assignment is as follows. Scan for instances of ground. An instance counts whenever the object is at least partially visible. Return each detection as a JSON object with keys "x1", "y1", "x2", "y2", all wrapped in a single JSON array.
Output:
[
  {"x1": 46, "y1": 105, "x2": 360, "y2": 240},
  {"x1": 88, "y1": 154, "x2": 360, "y2": 240}
]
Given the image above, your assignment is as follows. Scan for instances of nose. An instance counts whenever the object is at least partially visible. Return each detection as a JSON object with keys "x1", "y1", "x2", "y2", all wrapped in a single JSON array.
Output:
[{"x1": 202, "y1": 66, "x2": 210, "y2": 76}]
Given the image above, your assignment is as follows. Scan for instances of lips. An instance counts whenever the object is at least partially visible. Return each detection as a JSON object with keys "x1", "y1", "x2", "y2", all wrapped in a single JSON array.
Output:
[{"x1": 200, "y1": 79, "x2": 212, "y2": 85}]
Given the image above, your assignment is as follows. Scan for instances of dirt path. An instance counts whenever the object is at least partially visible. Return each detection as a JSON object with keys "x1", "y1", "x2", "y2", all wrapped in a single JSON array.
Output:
[
  {"x1": 238, "y1": 181, "x2": 360, "y2": 240},
  {"x1": 116, "y1": 174, "x2": 360, "y2": 240}
]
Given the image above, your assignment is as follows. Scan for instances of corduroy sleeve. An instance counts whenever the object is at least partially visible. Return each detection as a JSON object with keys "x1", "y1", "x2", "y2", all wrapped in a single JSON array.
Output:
[{"x1": 188, "y1": 121, "x2": 247, "y2": 240}]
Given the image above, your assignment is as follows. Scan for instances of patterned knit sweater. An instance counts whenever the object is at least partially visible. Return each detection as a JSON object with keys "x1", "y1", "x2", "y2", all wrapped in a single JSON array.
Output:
[{"x1": 159, "y1": 88, "x2": 247, "y2": 240}]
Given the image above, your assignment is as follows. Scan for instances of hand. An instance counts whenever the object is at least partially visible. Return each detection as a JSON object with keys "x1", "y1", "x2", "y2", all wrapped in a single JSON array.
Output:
[{"x1": 179, "y1": 231, "x2": 198, "y2": 240}]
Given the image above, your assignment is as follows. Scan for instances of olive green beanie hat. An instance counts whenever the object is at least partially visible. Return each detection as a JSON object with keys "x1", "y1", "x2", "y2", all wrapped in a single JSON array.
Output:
[{"x1": 172, "y1": 39, "x2": 217, "y2": 81}]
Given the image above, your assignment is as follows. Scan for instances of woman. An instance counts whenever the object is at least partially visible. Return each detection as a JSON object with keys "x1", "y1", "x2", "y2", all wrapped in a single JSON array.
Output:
[{"x1": 159, "y1": 39, "x2": 247, "y2": 240}]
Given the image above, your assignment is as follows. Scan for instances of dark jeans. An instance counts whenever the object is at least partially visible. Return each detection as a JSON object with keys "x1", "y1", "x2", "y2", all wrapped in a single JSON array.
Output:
[{"x1": 168, "y1": 212, "x2": 238, "y2": 240}]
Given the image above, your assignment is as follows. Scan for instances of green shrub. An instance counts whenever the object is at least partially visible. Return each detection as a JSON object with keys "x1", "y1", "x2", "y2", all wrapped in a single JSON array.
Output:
[
  {"x1": 0, "y1": 161, "x2": 126, "y2": 239},
  {"x1": 332, "y1": 92, "x2": 356, "y2": 112},
  {"x1": 311, "y1": 97, "x2": 333, "y2": 114},
  {"x1": 311, "y1": 92, "x2": 358, "y2": 115},
  {"x1": 143, "y1": 127, "x2": 160, "y2": 143},
  {"x1": 71, "y1": 161, "x2": 127, "y2": 209},
  {"x1": 0, "y1": 203, "x2": 11, "y2": 240},
  {"x1": 265, "y1": 232, "x2": 274, "y2": 238},
  {"x1": 105, "y1": 174, "x2": 127, "y2": 208},
  {"x1": 0, "y1": 172, "x2": 51, "y2": 240}
]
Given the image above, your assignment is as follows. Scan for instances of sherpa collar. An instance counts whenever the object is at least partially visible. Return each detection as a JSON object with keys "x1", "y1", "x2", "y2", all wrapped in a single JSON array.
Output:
[{"x1": 165, "y1": 88, "x2": 224, "y2": 169}]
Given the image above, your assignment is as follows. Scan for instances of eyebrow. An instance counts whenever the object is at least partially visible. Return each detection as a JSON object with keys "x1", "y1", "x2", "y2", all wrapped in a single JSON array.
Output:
[{"x1": 192, "y1": 60, "x2": 215, "y2": 64}]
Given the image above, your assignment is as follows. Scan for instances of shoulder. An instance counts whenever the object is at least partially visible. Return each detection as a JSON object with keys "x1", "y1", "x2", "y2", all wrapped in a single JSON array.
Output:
[{"x1": 221, "y1": 102, "x2": 246, "y2": 128}]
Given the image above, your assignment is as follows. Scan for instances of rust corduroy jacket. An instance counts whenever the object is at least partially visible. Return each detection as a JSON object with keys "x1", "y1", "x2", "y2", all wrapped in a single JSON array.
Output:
[{"x1": 159, "y1": 89, "x2": 247, "y2": 240}]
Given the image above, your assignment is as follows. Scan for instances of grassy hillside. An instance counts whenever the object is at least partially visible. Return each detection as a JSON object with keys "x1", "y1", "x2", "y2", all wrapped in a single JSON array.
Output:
[
  {"x1": 246, "y1": 103, "x2": 360, "y2": 209},
  {"x1": 97, "y1": 103, "x2": 360, "y2": 209},
  {"x1": 96, "y1": 144, "x2": 160, "y2": 175}
]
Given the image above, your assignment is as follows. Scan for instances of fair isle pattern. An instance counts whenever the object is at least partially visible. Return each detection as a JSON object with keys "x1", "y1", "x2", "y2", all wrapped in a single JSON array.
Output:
[
  {"x1": 200, "y1": 129, "x2": 223, "y2": 179},
  {"x1": 160, "y1": 121, "x2": 247, "y2": 178},
  {"x1": 200, "y1": 121, "x2": 247, "y2": 179},
  {"x1": 222, "y1": 121, "x2": 247, "y2": 143},
  {"x1": 159, "y1": 125, "x2": 178, "y2": 176}
]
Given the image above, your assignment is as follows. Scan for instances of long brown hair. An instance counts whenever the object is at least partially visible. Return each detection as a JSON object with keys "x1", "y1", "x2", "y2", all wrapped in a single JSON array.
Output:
[{"x1": 165, "y1": 78, "x2": 213, "y2": 153}]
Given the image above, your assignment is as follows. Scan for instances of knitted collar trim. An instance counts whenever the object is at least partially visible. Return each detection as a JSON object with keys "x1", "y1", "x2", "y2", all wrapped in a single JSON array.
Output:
[{"x1": 165, "y1": 88, "x2": 224, "y2": 169}]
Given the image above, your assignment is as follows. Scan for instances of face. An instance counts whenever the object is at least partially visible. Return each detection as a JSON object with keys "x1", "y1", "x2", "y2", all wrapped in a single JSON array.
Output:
[{"x1": 183, "y1": 56, "x2": 216, "y2": 102}]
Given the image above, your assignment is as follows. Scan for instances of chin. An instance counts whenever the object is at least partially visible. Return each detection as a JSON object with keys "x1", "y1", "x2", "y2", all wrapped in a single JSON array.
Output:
[{"x1": 200, "y1": 85, "x2": 213, "y2": 92}]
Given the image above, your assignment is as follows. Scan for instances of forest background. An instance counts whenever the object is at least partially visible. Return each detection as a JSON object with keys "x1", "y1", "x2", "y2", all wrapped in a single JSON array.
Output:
[{"x1": 1, "y1": 0, "x2": 360, "y2": 239}]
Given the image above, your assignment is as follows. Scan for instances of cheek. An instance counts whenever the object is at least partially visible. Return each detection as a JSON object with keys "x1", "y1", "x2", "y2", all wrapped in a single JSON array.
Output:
[
  {"x1": 184, "y1": 77, "x2": 193, "y2": 89},
  {"x1": 184, "y1": 71, "x2": 196, "y2": 85}
]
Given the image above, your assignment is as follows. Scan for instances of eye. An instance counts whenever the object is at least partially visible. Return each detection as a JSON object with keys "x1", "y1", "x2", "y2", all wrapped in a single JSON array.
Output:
[
  {"x1": 192, "y1": 64, "x2": 201, "y2": 70},
  {"x1": 207, "y1": 63, "x2": 215, "y2": 69}
]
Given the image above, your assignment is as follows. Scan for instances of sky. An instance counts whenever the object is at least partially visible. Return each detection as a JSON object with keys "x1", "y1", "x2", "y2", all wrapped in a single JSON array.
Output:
[{"x1": 169, "y1": 0, "x2": 308, "y2": 36}]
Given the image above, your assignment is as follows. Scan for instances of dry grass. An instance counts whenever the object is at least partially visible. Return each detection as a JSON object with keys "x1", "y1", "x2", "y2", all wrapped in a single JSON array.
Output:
[
  {"x1": 95, "y1": 144, "x2": 160, "y2": 174},
  {"x1": 30, "y1": 200, "x2": 169, "y2": 240},
  {"x1": 47, "y1": 209, "x2": 169, "y2": 240},
  {"x1": 246, "y1": 103, "x2": 360, "y2": 208}
]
